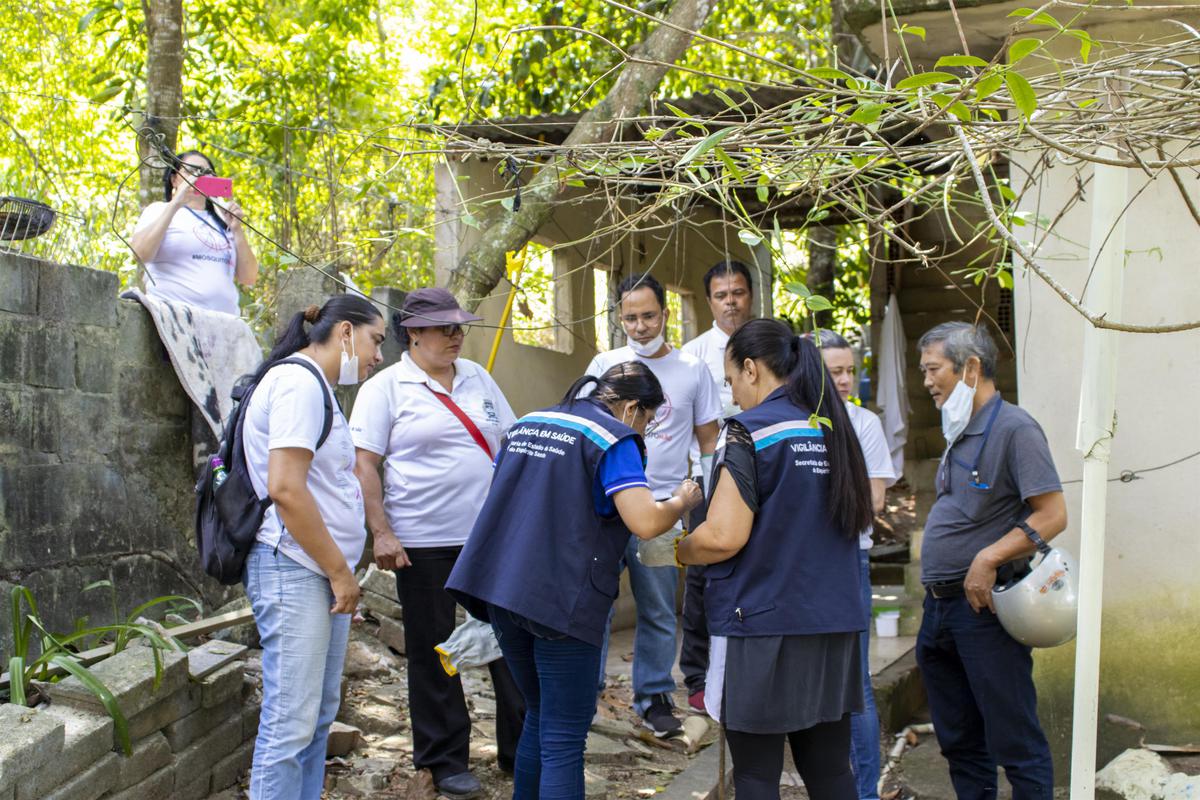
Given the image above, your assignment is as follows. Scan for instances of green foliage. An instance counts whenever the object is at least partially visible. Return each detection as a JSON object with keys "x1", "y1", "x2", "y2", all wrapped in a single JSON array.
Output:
[{"x1": 3, "y1": 584, "x2": 195, "y2": 755}]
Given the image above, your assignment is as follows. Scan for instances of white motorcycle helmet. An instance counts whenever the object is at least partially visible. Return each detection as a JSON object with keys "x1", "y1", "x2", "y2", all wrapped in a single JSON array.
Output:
[{"x1": 992, "y1": 523, "x2": 1079, "y2": 648}]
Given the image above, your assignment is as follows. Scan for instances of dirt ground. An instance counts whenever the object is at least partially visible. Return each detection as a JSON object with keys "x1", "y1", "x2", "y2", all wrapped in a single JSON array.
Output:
[{"x1": 230, "y1": 622, "x2": 716, "y2": 799}]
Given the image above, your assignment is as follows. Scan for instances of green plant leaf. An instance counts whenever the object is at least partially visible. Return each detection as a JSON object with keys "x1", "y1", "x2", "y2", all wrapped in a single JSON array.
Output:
[
  {"x1": 808, "y1": 413, "x2": 833, "y2": 430},
  {"x1": 785, "y1": 281, "x2": 812, "y2": 298},
  {"x1": 1009, "y1": 38, "x2": 1042, "y2": 64},
  {"x1": 806, "y1": 295, "x2": 834, "y2": 312},
  {"x1": 896, "y1": 71, "x2": 958, "y2": 91},
  {"x1": 642, "y1": 126, "x2": 666, "y2": 141},
  {"x1": 935, "y1": 55, "x2": 990, "y2": 69},
  {"x1": 1066, "y1": 29, "x2": 1094, "y2": 62},
  {"x1": 931, "y1": 93, "x2": 972, "y2": 122},
  {"x1": 678, "y1": 127, "x2": 736, "y2": 168},
  {"x1": 82, "y1": 580, "x2": 113, "y2": 592},
  {"x1": 896, "y1": 25, "x2": 926, "y2": 40},
  {"x1": 714, "y1": 147, "x2": 745, "y2": 183},
  {"x1": 9, "y1": 656, "x2": 26, "y2": 705},
  {"x1": 737, "y1": 229, "x2": 763, "y2": 247},
  {"x1": 1008, "y1": 7, "x2": 1036, "y2": 17},
  {"x1": 998, "y1": 183, "x2": 1018, "y2": 202},
  {"x1": 756, "y1": 174, "x2": 770, "y2": 203},
  {"x1": 975, "y1": 73, "x2": 1004, "y2": 102},
  {"x1": 51, "y1": 655, "x2": 132, "y2": 755},
  {"x1": 713, "y1": 89, "x2": 740, "y2": 109},
  {"x1": 997, "y1": 269, "x2": 1014, "y2": 290},
  {"x1": 848, "y1": 101, "x2": 887, "y2": 126},
  {"x1": 662, "y1": 103, "x2": 691, "y2": 119},
  {"x1": 808, "y1": 66, "x2": 853, "y2": 82},
  {"x1": 1005, "y1": 71, "x2": 1038, "y2": 120}
]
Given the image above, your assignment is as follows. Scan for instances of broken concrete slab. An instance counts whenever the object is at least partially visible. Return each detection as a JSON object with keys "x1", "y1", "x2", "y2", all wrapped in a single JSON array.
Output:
[
  {"x1": 185, "y1": 640, "x2": 247, "y2": 681},
  {"x1": 1096, "y1": 748, "x2": 1200, "y2": 800},
  {"x1": 44, "y1": 647, "x2": 188, "y2": 719}
]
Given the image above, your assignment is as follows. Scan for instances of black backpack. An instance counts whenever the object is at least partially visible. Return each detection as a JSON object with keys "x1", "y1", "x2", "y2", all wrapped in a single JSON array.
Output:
[{"x1": 195, "y1": 357, "x2": 334, "y2": 584}]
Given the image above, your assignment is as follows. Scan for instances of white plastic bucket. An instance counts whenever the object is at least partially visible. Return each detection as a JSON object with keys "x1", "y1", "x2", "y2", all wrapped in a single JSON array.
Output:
[{"x1": 875, "y1": 610, "x2": 900, "y2": 638}]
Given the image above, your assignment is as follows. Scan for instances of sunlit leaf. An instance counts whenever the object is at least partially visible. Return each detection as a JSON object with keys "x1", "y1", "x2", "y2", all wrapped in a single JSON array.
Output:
[
  {"x1": 1009, "y1": 38, "x2": 1042, "y2": 64},
  {"x1": 935, "y1": 55, "x2": 990, "y2": 69},
  {"x1": 895, "y1": 71, "x2": 958, "y2": 91},
  {"x1": 1005, "y1": 71, "x2": 1038, "y2": 120}
]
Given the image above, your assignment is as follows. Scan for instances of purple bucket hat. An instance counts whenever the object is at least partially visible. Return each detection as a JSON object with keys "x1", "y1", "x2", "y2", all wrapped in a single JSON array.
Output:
[{"x1": 396, "y1": 287, "x2": 483, "y2": 327}]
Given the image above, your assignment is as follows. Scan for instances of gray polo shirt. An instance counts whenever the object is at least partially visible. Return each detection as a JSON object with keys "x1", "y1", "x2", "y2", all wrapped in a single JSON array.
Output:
[{"x1": 921, "y1": 393, "x2": 1062, "y2": 584}]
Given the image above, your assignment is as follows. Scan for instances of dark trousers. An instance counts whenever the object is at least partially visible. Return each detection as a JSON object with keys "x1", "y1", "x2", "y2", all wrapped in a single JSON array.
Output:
[
  {"x1": 679, "y1": 566, "x2": 709, "y2": 693},
  {"x1": 489, "y1": 605, "x2": 603, "y2": 800},
  {"x1": 679, "y1": 479, "x2": 710, "y2": 693},
  {"x1": 395, "y1": 547, "x2": 525, "y2": 781},
  {"x1": 725, "y1": 715, "x2": 857, "y2": 800},
  {"x1": 915, "y1": 592, "x2": 1053, "y2": 800}
]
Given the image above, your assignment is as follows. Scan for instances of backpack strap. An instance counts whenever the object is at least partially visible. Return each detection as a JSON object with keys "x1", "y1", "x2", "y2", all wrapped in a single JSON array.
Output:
[{"x1": 277, "y1": 357, "x2": 337, "y2": 449}]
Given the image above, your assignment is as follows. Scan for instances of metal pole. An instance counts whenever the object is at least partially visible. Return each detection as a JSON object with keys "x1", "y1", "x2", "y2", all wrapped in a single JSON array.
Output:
[{"x1": 1069, "y1": 148, "x2": 1127, "y2": 799}]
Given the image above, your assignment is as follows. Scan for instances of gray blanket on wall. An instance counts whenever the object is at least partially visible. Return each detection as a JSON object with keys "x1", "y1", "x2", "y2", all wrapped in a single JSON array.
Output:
[{"x1": 122, "y1": 289, "x2": 263, "y2": 441}]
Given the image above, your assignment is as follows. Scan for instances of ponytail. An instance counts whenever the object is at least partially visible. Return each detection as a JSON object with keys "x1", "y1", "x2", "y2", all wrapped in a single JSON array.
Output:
[
  {"x1": 252, "y1": 295, "x2": 382, "y2": 382},
  {"x1": 726, "y1": 319, "x2": 873, "y2": 539},
  {"x1": 562, "y1": 362, "x2": 665, "y2": 412}
]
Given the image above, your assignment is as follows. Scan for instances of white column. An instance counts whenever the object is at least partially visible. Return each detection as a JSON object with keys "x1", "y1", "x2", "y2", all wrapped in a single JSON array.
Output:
[{"x1": 1069, "y1": 150, "x2": 1127, "y2": 799}]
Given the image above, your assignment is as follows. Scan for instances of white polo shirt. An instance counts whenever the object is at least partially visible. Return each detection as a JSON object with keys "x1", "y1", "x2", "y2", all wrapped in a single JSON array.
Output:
[
  {"x1": 682, "y1": 323, "x2": 740, "y2": 477},
  {"x1": 349, "y1": 353, "x2": 516, "y2": 548},
  {"x1": 846, "y1": 401, "x2": 898, "y2": 550},
  {"x1": 243, "y1": 354, "x2": 366, "y2": 576},
  {"x1": 585, "y1": 346, "x2": 722, "y2": 498}
]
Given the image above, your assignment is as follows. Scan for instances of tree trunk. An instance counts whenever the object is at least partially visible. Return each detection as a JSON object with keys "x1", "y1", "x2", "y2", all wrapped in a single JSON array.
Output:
[
  {"x1": 137, "y1": 0, "x2": 185, "y2": 208},
  {"x1": 445, "y1": 0, "x2": 718, "y2": 310},
  {"x1": 807, "y1": 226, "x2": 838, "y2": 329}
]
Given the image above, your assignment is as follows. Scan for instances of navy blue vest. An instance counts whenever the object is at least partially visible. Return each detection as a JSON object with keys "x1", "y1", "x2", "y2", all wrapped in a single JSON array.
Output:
[
  {"x1": 704, "y1": 388, "x2": 865, "y2": 637},
  {"x1": 446, "y1": 398, "x2": 644, "y2": 647}
]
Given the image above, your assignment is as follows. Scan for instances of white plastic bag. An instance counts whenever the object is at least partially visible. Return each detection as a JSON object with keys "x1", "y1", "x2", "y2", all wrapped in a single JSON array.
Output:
[{"x1": 434, "y1": 616, "x2": 502, "y2": 676}]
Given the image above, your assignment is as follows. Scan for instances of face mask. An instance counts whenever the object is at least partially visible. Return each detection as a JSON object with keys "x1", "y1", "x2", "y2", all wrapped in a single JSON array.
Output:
[
  {"x1": 627, "y1": 333, "x2": 665, "y2": 358},
  {"x1": 941, "y1": 372, "x2": 978, "y2": 445},
  {"x1": 338, "y1": 336, "x2": 360, "y2": 386}
]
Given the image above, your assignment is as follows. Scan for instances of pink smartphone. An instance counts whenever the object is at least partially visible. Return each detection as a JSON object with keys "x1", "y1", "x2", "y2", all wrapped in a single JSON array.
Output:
[{"x1": 194, "y1": 175, "x2": 233, "y2": 198}]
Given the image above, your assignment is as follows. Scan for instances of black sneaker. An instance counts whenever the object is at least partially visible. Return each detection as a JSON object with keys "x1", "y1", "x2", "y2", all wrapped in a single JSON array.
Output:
[{"x1": 641, "y1": 694, "x2": 684, "y2": 738}]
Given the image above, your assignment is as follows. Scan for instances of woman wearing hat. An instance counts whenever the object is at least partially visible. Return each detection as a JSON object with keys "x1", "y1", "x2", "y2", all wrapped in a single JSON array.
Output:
[{"x1": 350, "y1": 288, "x2": 525, "y2": 799}]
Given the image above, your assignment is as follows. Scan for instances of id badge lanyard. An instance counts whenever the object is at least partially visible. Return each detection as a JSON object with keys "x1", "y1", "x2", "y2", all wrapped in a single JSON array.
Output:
[{"x1": 939, "y1": 398, "x2": 1003, "y2": 493}]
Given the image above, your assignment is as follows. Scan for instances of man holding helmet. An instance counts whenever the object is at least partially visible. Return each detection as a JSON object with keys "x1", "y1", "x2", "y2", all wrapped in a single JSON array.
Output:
[{"x1": 916, "y1": 322, "x2": 1068, "y2": 799}]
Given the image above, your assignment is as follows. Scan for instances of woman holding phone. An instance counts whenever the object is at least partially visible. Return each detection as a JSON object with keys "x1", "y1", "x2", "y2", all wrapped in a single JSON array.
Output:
[{"x1": 130, "y1": 149, "x2": 259, "y2": 315}]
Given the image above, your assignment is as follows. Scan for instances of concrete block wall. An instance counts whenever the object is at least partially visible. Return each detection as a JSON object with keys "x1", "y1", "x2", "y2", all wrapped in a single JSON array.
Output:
[
  {"x1": 0, "y1": 643, "x2": 258, "y2": 799},
  {"x1": 0, "y1": 253, "x2": 241, "y2": 656}
]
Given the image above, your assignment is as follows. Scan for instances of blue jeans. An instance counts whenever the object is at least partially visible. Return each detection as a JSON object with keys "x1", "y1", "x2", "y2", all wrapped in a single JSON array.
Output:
[
  {"x1": 490, "y1": 605, "x2": 603, "y2": 800},
  {"x1": 916, "y1": 591, "x2": 1053, "y2": 800},
  {"x1": 243, "y1": 543, "x2": 351, "y2": 800},
  {"x1": 849, "y1": 550, "x2": 881, "y2": 799},
  {"x1": 597, "y1": 536, "x2": 679, "y2": 715}
]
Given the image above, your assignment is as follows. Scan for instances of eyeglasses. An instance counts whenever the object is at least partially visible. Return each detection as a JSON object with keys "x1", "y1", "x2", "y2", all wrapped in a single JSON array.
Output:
[
  {"x1": 179, "y1": 164, "x2": 215, "y2": 177},
  {"x1": 431, "y1": 324, "x2": 469, "y2": 337}
]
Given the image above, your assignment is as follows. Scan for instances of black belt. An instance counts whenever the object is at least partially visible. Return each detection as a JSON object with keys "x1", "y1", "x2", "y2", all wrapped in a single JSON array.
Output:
[{"x1": 927, "y1": 580, "x2": 965, "y2": 599}]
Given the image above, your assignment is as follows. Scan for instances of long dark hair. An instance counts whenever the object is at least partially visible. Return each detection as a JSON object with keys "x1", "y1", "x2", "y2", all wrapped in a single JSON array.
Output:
[
  {"x1": 163, "y1": 149, "x2": 229, "y2": 233},
  {"x1": 561, "y1": 361, "x2": 665, "y2": 415},
  {"x1": 727, "y1": 318, "x2": 873, "y2": 538},
  {"x1": 252, "y1": 295, "x2": 382, "y2": 382}
]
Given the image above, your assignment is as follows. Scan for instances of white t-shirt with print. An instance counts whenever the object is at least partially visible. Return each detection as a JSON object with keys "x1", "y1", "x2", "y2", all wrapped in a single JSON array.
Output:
[
  {"x1": 349, "y1": 354, "x2": 516, "y2": 548},
  {"x1": 242, "y1": 354, "x2": 366, "y2": 576},
  {"x1": 585, "y1": 346, "x2": 722, "y2": 498},
  {"x1": 846, "y1": 401, "x2": 898, "y2": 549},
  {"x1": 135, "y1": 202, "x2": 240, "y2": 315},
  {"x1": 682, "y1": 323, "x2": 739, "y2": 477}
]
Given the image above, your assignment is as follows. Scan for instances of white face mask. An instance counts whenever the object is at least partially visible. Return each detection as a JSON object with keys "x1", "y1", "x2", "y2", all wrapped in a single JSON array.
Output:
[
  {"x1": 941, "y1": 373, "x2": 978, "y2": 445},
  {"x1": 337, "y1": 336, "x2": 360, "y2": 386},
  {"x1": 627, "y1": 333, "x2": 665, "y2": 358}
]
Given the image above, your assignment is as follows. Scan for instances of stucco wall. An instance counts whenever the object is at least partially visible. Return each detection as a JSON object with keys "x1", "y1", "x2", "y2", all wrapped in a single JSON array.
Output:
[{"x1": 1010, "y1": 146, "x2": 1200, "y2": 772}]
